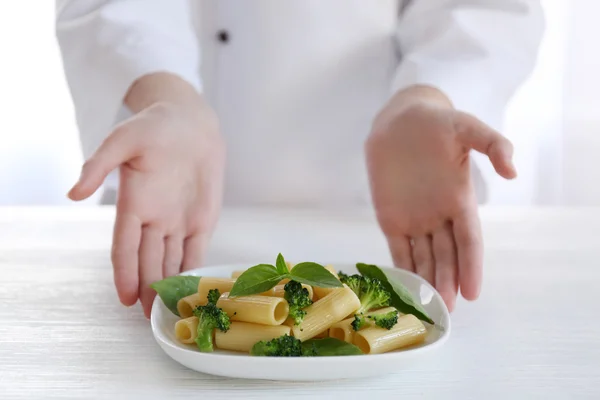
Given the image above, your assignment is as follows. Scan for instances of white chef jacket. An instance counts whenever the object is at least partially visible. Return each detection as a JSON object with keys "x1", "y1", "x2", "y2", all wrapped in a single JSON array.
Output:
[{"x1": 55, "y1": 0, "x2": 544, "y2": 207}]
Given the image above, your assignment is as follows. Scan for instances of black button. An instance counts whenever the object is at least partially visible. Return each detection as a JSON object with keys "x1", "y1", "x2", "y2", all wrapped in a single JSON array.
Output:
[{"x1": 217, "y1": 30, "x2": 229, "y2": 43}]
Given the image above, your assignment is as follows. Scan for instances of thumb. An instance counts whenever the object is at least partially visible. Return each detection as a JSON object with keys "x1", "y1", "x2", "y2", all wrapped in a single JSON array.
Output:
[
  {"x1": 68, "y1": 126, "x2": 139, "y2": 201},
  {"x1": 454, "y1": 112, "x2": 517, "y2": 180}
]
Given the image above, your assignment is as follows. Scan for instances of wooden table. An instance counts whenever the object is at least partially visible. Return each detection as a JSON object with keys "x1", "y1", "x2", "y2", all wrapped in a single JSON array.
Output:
[{"x1": 1, "y1": 207, "x2": 598, "y2": 399}]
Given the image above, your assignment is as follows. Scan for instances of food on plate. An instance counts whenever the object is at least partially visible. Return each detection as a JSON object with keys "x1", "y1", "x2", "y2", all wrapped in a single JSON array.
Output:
[{"x1": 152, "y1": 253, "x2": 433, "y2": 357}]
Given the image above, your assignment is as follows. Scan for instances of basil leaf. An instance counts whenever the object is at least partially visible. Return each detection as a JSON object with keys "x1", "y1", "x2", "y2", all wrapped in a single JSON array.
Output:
[
  {"x1": 229, "y1": 264, "x2": 285, "y2": 297},
  {"x1": 150, "y1": 275, "x2": 201, "y2": 316},
  {"x1": 302, "y1": 338, "x2": 363, "y2": 356},
  {"x1": 275, "y1": 253, "x2": 289, "y2": 275},
  {"x1": 289, "y1": 262, "x2": 343, "y2": 288},
  {"x1": 357, "y1": 263, "x2": 434, "y2": 325}
]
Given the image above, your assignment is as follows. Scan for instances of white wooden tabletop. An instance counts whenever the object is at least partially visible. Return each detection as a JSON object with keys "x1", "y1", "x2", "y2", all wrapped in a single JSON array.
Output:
[{"x1": 1, "y1": 206, "x2": 599, "y2": 399}]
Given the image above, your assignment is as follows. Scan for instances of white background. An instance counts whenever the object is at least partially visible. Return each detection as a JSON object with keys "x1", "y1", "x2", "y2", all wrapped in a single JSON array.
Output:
[{"x1": 0, "y1": 1, "x2": 591, "y2": 206}]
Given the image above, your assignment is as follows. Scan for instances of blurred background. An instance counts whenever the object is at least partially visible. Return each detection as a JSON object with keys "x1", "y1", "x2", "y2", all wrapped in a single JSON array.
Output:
[{"x1": 0, "y1": 1, "x2": 594, "y2": 206}]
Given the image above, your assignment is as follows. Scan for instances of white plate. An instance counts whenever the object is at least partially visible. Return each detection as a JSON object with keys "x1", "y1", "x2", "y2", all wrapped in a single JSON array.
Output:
[{"x1": 150, "y1": 263, "x2": 451, "y2": 381}]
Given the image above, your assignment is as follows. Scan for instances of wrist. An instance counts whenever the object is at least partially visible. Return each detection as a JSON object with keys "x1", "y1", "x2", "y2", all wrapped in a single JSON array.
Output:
[
  {"x1": 389, "y1": 84, "x2": 453, "y2": 111},
  {"x1": 125, "y1": 72, "x2": 207, "y2": 114},
  {"x1": 373, "y1": 84, "x2": 453, "y2": 131}
]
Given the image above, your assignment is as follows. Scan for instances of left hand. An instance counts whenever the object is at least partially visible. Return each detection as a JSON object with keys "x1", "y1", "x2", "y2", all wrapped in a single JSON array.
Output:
[{"x1": 366, "y1": 85, "x2": 516, "y2": 311}]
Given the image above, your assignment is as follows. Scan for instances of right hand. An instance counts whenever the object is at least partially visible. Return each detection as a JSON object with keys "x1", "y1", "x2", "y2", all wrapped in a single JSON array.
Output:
[{"x1": 67, "y1": 89, "x2": 225, "y2": 318}]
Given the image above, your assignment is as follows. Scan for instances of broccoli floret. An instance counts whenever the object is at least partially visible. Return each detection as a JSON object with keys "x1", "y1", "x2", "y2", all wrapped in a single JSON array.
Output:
[
  {"x1": 368, "y1": 310, "x2": 399, "y2": 330},
  {"x1": 192, "y1": 289, "x2": 230, "y2": 352},
  {"x1": 206, "y1": 288, "x2": 221, "y2": 305},
  {"x1": 283, "y1": 280, "x2": 313, "y2": 325},
  {"x1": 339, "y1": 274, "x2": 390, "y2": 314},
  {"x1": 337, "y1": 271, "x2": 350, "y2": 281},
  {"x1": 250, "y1": 334, "x2": 303, "y2": 357},
  {"x1": 351, "y1": 314, "x2": 366, "y2": 331}
]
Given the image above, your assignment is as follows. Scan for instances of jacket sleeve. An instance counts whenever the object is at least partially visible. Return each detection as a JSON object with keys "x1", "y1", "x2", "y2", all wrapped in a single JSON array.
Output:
[
  {"x1": 394, "y1": 0, "x2": 545, "y2": 128},
  {"x1": 394, "y1": 0, "x2": 545, "y2": 202},
  {"x1": 55, "y1": 0, "x2": 202, "y2": 162}
]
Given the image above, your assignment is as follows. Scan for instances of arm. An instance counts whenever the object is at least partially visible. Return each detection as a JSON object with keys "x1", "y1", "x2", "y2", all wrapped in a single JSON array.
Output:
[
  {"x1": 394, "y1": 0, "x2": 545, "y2": 130},
  {"x1": 55, "y1": 0, "x2": 202, "y2": 161}
]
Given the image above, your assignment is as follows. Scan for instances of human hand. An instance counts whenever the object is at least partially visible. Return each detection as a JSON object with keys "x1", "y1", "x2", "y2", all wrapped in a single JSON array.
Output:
[
  {"x1": 366, "y1": 85, "x2": 516, "y2": 311},
  {"x1": 67, "y1": 73, "x2": 225, "y2": 317}
]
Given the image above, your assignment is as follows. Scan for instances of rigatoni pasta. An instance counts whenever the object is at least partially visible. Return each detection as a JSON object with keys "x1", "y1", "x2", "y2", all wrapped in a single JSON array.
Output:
[
  {"x1": 174, "y1": 316, "x2": 199, "y2": 344},
  {"x1": 177, "y1": 293, "x2": 204, "y2": 318},
  {"x1": 353, "y1": 314, "x2": 427, "y2": 354},
  {"x1": 290, "y1": 285, "x2": 361, "y2": 341},
  {"x1": 215, "y1": 322, "x2": 291, "y2": 352},
  {"x1": 217, "y1": 293, "x2": 289, "y2": 326},
  {"x1": 198, "y1": 278, "x2": 236, "y2": 302}
]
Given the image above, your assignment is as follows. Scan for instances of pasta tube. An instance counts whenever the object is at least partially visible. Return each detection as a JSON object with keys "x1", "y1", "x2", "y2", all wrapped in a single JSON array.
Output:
[
  {"x1": 329, "y1": 307, "x2": 398, "y2": 343},
  {"x1": 270, "y1": 283, "x2": 314, "y2": 300},
  {"x1": 198, "y1": 278, "x2": 236, "y2": 301},
  {"x1": 312, "y1": 265, "x2": 339, "y2": 300},
  {"x1": 174, "y1": 316, "x2": 199, "y2": 344},
  {"x1": 353, "y1": 314, "x2": 427, "y2": 354},
  {"x1": 215, "y1": 322, "x2": 291, "y2": 352},
  {"x1": 291, "y1": 285, "x2": 360, "y2": 341},
  {"x1": 177, "y1": 293, "x2": 204, "y2": 318},
  {"x1": 217, "y1": 293, "x2": 289, "y2": 326}
]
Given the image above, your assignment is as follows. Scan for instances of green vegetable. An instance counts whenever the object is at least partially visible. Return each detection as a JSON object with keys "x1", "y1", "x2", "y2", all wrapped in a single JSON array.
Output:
[
  {"x1": 352, "y1": 310, "x2": 399, "y2": 331},
  {"x1": 229, "y1": 254, "x2": 342, "y2": 297},
  {"x1": 351, "y1": 314, "x2": 366, "y2": 331},
  {"x1": 275, "y1": 253, "x2": 289, "y2": 275},
  {"x1": 250, "y1": 335, "x2": 362, "y2": 357},
  {"x1": 339, "y1": 273, "x2": 391, "y2": 314},
  {"x1": 250, "y1": 334, "x2": 303, "y2": 357},
  {"x1": 301, "y1": 338, "x2": 363, "y2": 356},
  {"x1": 228, "y1": 264, "x2": 283, "y2": 297},
  {"x1": 356, "y1": 263, "x2": 434, "y2": 324},
  {"x1": 283, "y1": 280, "x2": 313, "y2": 325},
  {"x1": 150, "y1": 275, "x2": 201, "y2": 316},
  {"x1": 192, "y1": 289, "x2": 231, "y2": 352},
  {"x1": 288, "y1": 262, "x2": 342, "y2": 288},
  {"x1": 368, "y1": 310, "x2": 399, "y2": 330}
]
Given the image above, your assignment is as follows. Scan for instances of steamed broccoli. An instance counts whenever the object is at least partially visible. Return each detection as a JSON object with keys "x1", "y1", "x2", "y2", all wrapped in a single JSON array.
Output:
[
  {"x1": 192, "y1": 289, "x2": 230, "y2": 352},
  {"x1": 283, "y1": 280, "x2": 313, "y2": 325},
  {"x1": 250, "y1": 334, "x2": 303, "y2": 357},
  {"x1": 351, "y1": 314, "x2": 366, "y2": 331},
  {"x1": 206, "y1": 288, "x2": 221, "y2": 305},
  {"x1": 368, "y1": 310, "x2": 399, "y2": 330},
  {"x1": 339, "y1": 273, "x2": 391, "y2": 314},
  {"x1": 340, "y1": 273, "x2": 391, "y2": 331},
  {"x1": 351, "y1": 309, "x2": 399, "y2": 331},
  {"x1": 337, "y1": 271, "x2": 350, "y2": 281}
]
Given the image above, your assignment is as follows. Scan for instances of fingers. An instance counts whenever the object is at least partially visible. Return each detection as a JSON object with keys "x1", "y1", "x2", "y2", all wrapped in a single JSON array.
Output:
[
  {"x1": 432, "y1": 222, "x2": 458, "y2": 312},
  {"x1": 182, "y1": 234, "x2": 209, "y2": 271},
  {"x1": 163, "y1": 235, "x2": 184, "y2": 278},
  {"x1": 453, "y1": 210, "x2": 483, "y2": 301},
  {"x1": 387, "y1": 236, "x2": 414, "y2": 272},
  {"x1": 412, "y1": 236, "x2": 434, "y2": 286},
  {"x1": 111, "y1": 213, "x2": 142, "y2": 306},
  {"x1": 454, "y1": 112, "x2": 517, "y2": 180},
  {"x1": 139, "y1": 226, "x2": 165, "y2": 318},
  {"x1": 68, "y1": 125, "x2": 139, "y2": 201}
]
